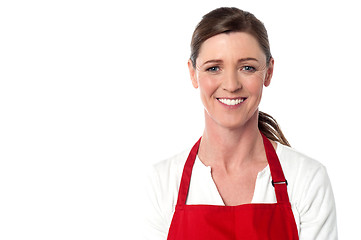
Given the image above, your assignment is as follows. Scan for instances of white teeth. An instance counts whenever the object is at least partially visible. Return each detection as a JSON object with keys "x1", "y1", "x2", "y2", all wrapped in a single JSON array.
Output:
[{"x1": 218, "y1": 98, "x2": 244, "y2": 106}]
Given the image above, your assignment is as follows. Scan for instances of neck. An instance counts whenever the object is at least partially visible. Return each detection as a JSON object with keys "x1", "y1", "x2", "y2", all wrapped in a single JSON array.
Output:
[{"x1": 198, "y1": 110, "x2": 265, "y2": 170}]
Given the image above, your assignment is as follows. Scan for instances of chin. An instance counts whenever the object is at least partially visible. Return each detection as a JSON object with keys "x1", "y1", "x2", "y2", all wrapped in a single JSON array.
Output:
[
  {"x1": 213, "y1": 111, "x2": 259, "y2": 130},
  {"x1": 205, "y1": 107, "x2": 259, "y2": 130}
]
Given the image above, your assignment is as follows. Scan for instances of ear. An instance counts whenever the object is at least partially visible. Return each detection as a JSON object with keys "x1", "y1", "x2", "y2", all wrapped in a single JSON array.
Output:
[
  {"x1": 264, "y1": 58, "x2": 274, "y2": 87},
  {"x1": 188, "y1": 59, "x2": 198, "y2": 89}
]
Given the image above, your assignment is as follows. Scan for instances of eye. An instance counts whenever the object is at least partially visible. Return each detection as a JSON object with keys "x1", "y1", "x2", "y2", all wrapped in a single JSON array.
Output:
[
  {"x1": 206, "y1": 66, "x2": 220, "y2": 72},
  {"x1": 242, "y1": 66, "x2": 256, "y2": 72}
]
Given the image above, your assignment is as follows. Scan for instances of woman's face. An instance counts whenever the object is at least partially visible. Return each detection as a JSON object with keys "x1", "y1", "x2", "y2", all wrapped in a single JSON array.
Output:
[{"x1": 188, "y1": 32, "x2": 274, "y2": 130}]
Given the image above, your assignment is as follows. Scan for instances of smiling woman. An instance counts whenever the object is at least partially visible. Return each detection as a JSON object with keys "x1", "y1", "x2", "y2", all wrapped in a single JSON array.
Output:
[
  {"x1": 145, "y1": 7, "x2": 337, "y2": 240},
  {"x1": 188, "y1": 32, "x2": 273, "y2": 133}
]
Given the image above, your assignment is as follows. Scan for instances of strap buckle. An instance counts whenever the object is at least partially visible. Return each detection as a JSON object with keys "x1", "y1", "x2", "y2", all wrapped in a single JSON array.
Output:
[{"x1": 272, "y1": 179, "x2": 288, "y2": 187}]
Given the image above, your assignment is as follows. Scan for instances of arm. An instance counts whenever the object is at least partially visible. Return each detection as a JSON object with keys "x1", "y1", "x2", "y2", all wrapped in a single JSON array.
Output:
[
  {"x1": 298, "y1": 166, "x2": 338, "y2": 239},
  {"x1": 144, "y1": 166, "x2": 169, "y2": 240}
]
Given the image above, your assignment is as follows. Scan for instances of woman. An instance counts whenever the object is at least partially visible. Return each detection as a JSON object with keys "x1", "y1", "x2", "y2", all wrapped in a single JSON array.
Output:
[{"x1": 145, "y1": 7, "x2": 337, "y2": 239}]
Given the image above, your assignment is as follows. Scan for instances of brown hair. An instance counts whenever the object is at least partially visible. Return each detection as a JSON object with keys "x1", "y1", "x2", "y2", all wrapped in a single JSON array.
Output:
[{"x1": 190, "y1": 7, "x2": 290, "y2": 147}]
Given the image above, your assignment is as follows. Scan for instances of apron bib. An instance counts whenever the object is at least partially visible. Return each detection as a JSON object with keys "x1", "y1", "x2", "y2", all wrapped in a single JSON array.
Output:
[{"x1": 167, "y1": 133, "x2": 299, "y2": 240}]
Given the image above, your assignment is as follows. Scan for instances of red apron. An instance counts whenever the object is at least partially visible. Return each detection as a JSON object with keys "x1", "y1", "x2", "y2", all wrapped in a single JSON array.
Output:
[{"x1": 167, "y1": 133, "x2": 299, "y2": 240}]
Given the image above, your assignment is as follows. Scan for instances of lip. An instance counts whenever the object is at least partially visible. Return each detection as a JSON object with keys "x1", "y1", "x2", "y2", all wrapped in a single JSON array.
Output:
[{"x1": 216, "y1": 97, "x2": 247, "y2": 109}]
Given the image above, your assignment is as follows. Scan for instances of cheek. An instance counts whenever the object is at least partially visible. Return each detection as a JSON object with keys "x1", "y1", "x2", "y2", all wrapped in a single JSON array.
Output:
[
  {"x1": 243, "y1": 78, "x2": 264, "y2": 95},
  {"x1": 198, "y1": 76, "x2": 219, "y2": 97}
]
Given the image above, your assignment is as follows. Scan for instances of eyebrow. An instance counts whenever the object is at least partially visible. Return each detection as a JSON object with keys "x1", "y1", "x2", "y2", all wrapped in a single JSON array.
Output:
[{"x1": 201, "y1": 57, "x2": 259, "y2": 66}]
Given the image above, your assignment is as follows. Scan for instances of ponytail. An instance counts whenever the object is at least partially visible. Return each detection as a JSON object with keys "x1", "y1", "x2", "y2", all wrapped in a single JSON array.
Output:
[{"x1": 258, "y1": 111, "x2": 290, "y2": 147}]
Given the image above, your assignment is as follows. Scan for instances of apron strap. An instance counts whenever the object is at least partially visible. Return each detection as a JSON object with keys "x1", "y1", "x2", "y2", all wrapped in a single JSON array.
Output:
[
  {"x1": 261, "y1": 133, "x2": 290, "y2": 204},
  {"x1": 176, "y1": 137, "x2": 201, "y2": 206}
]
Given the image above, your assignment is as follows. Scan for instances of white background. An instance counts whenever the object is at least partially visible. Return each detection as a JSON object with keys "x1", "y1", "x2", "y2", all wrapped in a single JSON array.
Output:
[{"x1": 1, "y1": 0, "x2": 360, "y2": 239}]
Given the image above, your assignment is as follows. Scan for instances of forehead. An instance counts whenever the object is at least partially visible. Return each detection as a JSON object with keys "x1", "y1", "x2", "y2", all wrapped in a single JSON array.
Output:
[{"x1": 197, "y1": 32, "x2": 265, "y2": 63}]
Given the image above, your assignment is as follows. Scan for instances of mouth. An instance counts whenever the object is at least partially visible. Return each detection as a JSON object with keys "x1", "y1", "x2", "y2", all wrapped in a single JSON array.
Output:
[{"x1": 217, "y1": 98, "x2": 246, "y2": 106}]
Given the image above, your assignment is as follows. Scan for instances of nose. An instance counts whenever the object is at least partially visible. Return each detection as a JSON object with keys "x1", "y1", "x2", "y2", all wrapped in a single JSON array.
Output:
[{"x1": 222, "y1": 70, "x2": 241, "y2": 92}]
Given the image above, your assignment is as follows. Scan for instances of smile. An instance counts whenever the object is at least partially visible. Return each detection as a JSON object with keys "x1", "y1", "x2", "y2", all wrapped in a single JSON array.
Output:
[{"x1": 217, "y1": 98, "x2": 245, "y2": 106}]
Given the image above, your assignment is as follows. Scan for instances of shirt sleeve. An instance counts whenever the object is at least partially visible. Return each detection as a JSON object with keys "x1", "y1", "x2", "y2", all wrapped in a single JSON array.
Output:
[
  {"x1": 298, "y1": 165, "x2": 338, "y2": 239},
  {"x1": 143, "y1": 165, "x2": 169, "y2": 240}
]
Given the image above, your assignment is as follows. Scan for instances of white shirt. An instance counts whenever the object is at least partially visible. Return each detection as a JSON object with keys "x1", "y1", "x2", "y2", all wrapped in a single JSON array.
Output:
[{"x1": 145, "y1": 143, "x2": 338, "y2": 239}]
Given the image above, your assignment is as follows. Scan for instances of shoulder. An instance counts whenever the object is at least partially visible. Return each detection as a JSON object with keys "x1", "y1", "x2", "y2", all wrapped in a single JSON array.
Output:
[
  {"x1": 146, "y1": 150, "x2": 188, "y2": 219},
  {"x1": 145, "y1": 150, "x2": 189, "y2": 238},
  {"x1": 277, "y1": 143, "x2": 327, "y2": 187},
  {"x1": 277, "y1": 143, "x2": 331, "y2": 188},
  {"x1": 276, "y1": 145, "x2": 338, "y2": 238},
  {"x1": 153, "y1": 150, "x2": 188, "y2": 174},
  {"x1": 150, "y1": 150, "x2": 188, "y2": 189},
  {"x1": 277, "y1": 143, "x2": 325, "y2": 170},
  {"x1": 276, "y1": 143, "x2": 333, "y2": 205},
  {"x1": 277, "y1": 144, "x2": 337, "y2": 225},
  {"x1": 148, "y1": 149, "x2": 189, "y2": 191}
]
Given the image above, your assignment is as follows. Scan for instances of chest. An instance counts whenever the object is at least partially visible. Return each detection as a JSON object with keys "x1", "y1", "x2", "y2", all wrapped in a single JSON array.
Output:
[{"x1": 211, "y1": 163, "x2": 268, "y2": 206}]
